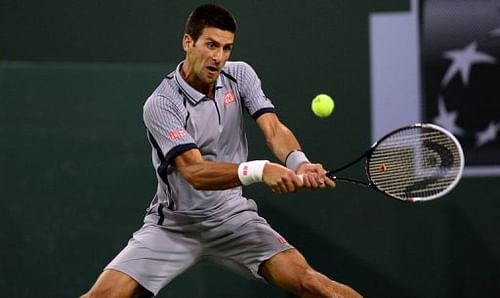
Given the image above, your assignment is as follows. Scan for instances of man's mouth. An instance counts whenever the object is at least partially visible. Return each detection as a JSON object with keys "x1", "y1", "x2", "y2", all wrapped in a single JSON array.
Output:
[{"x1": 206, "y1": 66, "x2": 219, "y2": 74}]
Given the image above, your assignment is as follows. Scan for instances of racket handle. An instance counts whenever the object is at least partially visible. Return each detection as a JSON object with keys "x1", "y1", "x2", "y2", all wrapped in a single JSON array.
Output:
[
  {"x1": 298, "y1": 173, "x2": 337, "y2": 182},
  {"x1": 325, "y1": 171, "x2": 337, "y2": 181}
]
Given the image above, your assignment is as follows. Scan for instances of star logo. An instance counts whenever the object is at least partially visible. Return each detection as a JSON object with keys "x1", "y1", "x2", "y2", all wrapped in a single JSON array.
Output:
[
  {"x1": 475, "y1": 121, "x2": 500, "y2": 148},
  {"x1": 488, "y1": 26, "x2": 500, "y2": 38},
  {"x1": 441, "y1": 42, "x2": 496, "y2": 87},
  {"x1": 422, "y1": 3, "x2": 500, "y2": 175},
  {"x1": 418, "y1": 0, "x2": 500, "y2": 175},
  {"x1": 436, "y1": 39, "x2": 500, "y2": 148},
  {"x1": 433, "y1": 96, "x2": 465, "y2": 136}
]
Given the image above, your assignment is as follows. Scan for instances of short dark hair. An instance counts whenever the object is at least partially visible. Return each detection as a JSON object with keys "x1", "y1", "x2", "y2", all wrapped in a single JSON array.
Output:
[{"x1": 184, "y1": 4, "x2": 237, "y2": 41}]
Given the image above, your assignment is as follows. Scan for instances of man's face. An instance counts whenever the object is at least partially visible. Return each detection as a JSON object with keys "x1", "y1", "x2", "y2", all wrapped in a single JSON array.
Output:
[{"x1": 183, "y1": 27, "x2": 235, "y2": 86}]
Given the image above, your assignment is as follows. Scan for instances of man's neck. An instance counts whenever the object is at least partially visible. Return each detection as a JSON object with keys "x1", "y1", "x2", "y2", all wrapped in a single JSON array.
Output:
[{"x1": 180, "y1": 63, "x2": 214, "y2": 98}]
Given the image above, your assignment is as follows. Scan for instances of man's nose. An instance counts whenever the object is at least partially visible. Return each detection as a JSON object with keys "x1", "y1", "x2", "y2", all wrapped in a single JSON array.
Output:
[{"x1": 212, "y1": 48, "x2": 223, "y2": 61}]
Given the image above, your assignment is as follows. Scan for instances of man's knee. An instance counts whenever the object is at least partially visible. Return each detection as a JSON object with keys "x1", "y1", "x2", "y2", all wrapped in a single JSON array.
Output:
[{"x1": 81, "y1": 269, "x2": 151, "y2": 298}]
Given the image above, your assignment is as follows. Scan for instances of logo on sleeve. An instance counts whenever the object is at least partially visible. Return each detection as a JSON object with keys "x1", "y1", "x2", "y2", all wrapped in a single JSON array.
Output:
[
  {"x1": 168, "y1": 129, "x2": 188, "y2": 140},
  {"x1": 277, "y1": 236, "x2": 287, "y2": 245},
  {"x1": 224, "y1": 90, "x2": 236, "y2": 105}
]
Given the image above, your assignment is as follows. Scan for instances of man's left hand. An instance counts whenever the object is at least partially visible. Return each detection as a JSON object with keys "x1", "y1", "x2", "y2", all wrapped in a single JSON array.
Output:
[{"x1": 296, "y1": 163, "x2": 336, "y2": 189}]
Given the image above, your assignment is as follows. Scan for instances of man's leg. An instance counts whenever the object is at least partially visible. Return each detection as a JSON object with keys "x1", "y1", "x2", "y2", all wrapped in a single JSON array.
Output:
[
  {"x1": 80, "y1": 269, "x2": 152, "y2": 298},
  {"x1": 259, "y1": 249, "x2": 362, "y2": 298},
  {"x1": 81, "y1": 223, "x2": 201, "y2": 298}
]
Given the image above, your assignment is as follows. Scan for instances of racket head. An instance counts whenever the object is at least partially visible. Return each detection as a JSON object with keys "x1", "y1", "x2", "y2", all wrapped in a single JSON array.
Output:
[{"x1": 366, "y1": 123, "x2": 464, "y2": 202}]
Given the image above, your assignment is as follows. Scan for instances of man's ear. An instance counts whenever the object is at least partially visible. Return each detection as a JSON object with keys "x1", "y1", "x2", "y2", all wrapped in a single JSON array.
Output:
[{"x1": 182, "y1": 34, "x2": 193, "y2": 51}]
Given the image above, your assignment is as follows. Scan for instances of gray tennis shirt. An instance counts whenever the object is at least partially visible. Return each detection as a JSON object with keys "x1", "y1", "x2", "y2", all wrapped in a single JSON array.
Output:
[{"x1": 143, "y1": 61, "x2": 275, "y2": 226}]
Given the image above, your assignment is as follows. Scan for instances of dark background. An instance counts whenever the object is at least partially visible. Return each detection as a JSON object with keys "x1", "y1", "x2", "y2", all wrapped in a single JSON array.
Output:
[{"x1": 1, "y1": 1, "x2": 499, "y2": 297}]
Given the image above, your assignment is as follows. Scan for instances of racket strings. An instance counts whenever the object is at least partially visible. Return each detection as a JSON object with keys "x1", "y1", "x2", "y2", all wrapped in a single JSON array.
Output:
[{"x1": 368, "y1": 128, "x2": 462, "y2": 200}]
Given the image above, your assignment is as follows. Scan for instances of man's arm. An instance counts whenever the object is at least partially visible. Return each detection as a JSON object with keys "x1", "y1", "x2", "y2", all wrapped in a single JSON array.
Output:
[
  {"x1": 173, "y1": 112, "x2": 333, "y2": 192},
  {"x1": 256, "y1": 113, "x2": 335, "y2": 189},
  {"x1": 174, "y1": 147, "x2": 303, "y2": 193},
  {"x1": 255, "y1": 113, "x2": 302, "y2": 163},
  {"x1": 174, "y1": 149, "x2": 240, "y2": 190}
]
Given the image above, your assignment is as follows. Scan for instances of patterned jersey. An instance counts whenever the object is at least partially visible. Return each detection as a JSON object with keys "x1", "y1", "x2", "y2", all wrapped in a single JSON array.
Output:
[{"x1": 143, "y1": 61, "x2": 275, "y2": 224}]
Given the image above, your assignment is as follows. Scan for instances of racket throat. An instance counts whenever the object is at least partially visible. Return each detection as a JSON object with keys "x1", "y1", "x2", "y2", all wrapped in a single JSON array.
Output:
[{"x1": 330, "y1": 175, "x2": 373, "y2": 188}]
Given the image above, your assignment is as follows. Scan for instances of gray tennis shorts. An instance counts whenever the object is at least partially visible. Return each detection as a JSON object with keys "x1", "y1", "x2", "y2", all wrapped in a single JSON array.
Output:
[{"x1": 105, "y1": 205, "x2": 294, "y2": 296}]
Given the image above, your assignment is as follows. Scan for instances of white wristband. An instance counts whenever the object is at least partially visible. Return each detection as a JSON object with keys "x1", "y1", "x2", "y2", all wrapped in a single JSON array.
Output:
[
  {"x1": 237, "y1": 160, "x2": 269, "y2": 185},
  {"x1": 285, "y1": 150, "x2": 310, "y2": 173}
]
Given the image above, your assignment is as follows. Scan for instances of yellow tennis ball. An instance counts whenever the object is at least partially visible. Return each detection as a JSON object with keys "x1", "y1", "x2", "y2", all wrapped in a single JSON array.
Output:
[{"x1": 311, "y1": 94, "x2": 335, "y2": 118}]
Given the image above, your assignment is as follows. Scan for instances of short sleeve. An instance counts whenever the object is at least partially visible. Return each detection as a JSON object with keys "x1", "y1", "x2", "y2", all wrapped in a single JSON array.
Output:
[
  {"x1": 143, "y1": 94, "x2": 197, "y2": 164},
  {"x1": 237, "y1": 62, "x2": 275, "y2": 120}
]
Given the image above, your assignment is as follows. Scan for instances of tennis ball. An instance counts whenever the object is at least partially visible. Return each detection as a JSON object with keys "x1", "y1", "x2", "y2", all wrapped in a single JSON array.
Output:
[{"x1": 311, "y1": 94, "x2": 335, "y2": 118}]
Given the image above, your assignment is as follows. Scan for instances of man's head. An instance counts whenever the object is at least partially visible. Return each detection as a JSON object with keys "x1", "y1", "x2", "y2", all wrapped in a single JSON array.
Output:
[
  {"x1": 184, "y1": 4, "x2": 237, "y2": 42},
  {"x1": 181, "y1": 4, "x2": 237, "y2": 94}
]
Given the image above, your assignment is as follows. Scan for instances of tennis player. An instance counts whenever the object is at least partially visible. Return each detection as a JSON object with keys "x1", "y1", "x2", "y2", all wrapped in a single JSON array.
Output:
[{"x1": 81, "y1": 4, "x2": 362, "y2": 298}]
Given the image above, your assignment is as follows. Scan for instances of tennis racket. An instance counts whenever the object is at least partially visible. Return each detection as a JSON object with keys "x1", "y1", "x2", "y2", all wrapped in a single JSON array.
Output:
[{"x1": 326, "y1": 123, "x2": 464, "y2": 202}]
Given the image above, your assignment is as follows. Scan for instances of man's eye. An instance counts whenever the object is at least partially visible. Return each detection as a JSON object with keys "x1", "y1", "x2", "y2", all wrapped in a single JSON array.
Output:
[{"x1": 207, "y1": 43, "x2": 216, "y2": 49}]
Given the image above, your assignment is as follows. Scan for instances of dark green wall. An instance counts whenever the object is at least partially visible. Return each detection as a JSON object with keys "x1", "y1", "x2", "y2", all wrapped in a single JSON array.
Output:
[{"x1": 1, "y1": 1, "x2": 499, "y2": 297}]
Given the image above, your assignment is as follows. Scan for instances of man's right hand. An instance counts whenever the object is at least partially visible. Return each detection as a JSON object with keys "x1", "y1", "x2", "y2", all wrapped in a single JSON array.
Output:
[{"x1": 262, "y1": 162, "x2": 304, "y2": 193}]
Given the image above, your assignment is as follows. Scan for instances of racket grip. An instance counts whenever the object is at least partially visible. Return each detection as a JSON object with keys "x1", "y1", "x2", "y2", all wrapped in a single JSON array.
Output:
[
  {"x1": 325, "y1": 171, "x2": 337, "y2": 181},
  {"x1": 298, "y1": 173, "x2": 337, "y2": 182}
]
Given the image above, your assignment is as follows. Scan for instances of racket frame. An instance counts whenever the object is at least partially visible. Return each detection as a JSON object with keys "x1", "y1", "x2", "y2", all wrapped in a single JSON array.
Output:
[{"x1": 325, "y1": 123, "x2": 465, "y2": 202}]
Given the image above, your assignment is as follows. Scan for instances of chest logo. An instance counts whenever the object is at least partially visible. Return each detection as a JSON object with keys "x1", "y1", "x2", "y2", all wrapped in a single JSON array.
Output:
[{"x1": 224, "y1": 90, "x2": 236, "y2": 105}]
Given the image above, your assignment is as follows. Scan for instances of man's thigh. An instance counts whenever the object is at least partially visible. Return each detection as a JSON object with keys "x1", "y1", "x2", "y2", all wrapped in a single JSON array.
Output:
[
  {"x1": 104, "y1": 224, "x2": 201, "y2": 296},
  {"x1": 202, "y1": 210, "x2": 294, "y2": 280},
  {"x1": 259, "y1": 249, "x2": 363, "y2": 298},
  {"x1": 258, "y1": 248, "x2": 309, "y2": 290}
]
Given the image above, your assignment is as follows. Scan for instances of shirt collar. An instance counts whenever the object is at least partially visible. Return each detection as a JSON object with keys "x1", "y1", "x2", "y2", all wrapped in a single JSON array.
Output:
[{"x1": 173, "y1": 61, "x2": 224, "y2": 104}]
